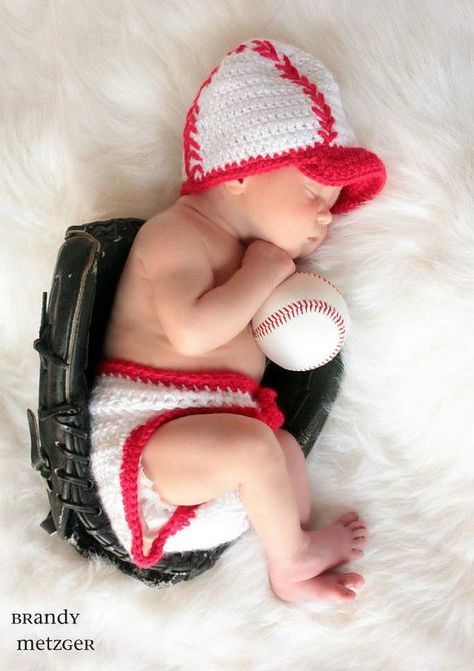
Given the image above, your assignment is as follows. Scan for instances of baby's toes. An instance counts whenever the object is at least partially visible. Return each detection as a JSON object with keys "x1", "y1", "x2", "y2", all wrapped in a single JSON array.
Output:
[
  {"x1": 352, "y1": 534, "x2": 368, "y2": 549},
  {"x1": 349, "y1": 521, "x2": 368, "y2": 537},
  {"x1": 337, "y1": 572, "x2": 365, "y2": 591},
  {"x1": 339, "y1": 512, "x2": 359, "y2": 526},
  {"x1": 350, "y1": 548, "x2": 364, "y2": 559}
]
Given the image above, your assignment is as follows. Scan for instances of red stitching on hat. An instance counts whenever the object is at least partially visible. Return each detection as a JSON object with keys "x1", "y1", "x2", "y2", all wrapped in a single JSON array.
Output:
[
  {"x1": 181, "y1": 142, "x2": 386, "y2": 213},
  {"x1": 248, "y1": 39, "x2": 279, "y2": 61},
  {"x1": 183, "y1": 40, "x2": 337, "y2": 183},
  {"x1": 249, "y1": 40, "x2": 337, "y2": 145},
  {"x1": 183, "y1": 65, "x2": 220, "y2": 181}
]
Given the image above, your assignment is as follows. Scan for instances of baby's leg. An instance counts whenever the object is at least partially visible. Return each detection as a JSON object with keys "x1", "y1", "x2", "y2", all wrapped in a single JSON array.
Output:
[
  {"x1": 142, "y1": 414, "x2": 367, "y2": 602},
  {"x1": 275, "y1": 429, "x2": 312, "y2": 530},
  {"x1": 142, "y1": 414, "x2": 307, "y2": 559}
]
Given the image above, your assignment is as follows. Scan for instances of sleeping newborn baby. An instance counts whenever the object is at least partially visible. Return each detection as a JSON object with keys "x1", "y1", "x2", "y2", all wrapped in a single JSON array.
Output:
[{"x1": 89, "y1": 38, "x2": 386, "y2": 602}]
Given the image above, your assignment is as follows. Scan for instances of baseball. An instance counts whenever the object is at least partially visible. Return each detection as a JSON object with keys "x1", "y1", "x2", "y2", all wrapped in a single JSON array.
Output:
[{"x1": 251, "y1": 272, "x2": 350, "y2": 371}]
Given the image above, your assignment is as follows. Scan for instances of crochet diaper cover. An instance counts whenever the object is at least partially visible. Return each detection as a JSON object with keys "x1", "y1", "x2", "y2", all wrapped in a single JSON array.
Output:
[{"x1": 88, "y1": 359, "x2": 284, "y2": 568}]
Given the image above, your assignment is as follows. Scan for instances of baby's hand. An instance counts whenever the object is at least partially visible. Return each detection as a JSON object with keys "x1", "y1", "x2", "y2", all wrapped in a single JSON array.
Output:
[{"x1": 242, "y1": 240, "x2": 295, "y2": 286}]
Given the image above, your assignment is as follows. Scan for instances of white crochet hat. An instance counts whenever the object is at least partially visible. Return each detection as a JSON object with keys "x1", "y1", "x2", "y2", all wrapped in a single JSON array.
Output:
[{"x1": 181, "y1": 38, "x2": 386, "y2": 213}]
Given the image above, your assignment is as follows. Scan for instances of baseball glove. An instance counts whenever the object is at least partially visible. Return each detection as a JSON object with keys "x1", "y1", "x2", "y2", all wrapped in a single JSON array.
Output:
[{"x1": 27, "y1": 218, "x2": 344, "y2": 587}]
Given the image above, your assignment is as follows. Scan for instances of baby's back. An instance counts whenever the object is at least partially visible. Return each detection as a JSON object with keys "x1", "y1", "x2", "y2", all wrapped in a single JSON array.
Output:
[{"x1": 102, "y1": 201, "x2": 266, "y2": 381}]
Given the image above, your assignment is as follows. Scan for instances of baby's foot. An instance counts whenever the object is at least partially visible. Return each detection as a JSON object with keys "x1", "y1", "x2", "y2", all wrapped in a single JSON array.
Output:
[
  {"x1": 271, "y1": 570, "x2": 365, "y2": 603},
  {"x1": 271, "y1": 512, "x2": 368, "y2": 586}
]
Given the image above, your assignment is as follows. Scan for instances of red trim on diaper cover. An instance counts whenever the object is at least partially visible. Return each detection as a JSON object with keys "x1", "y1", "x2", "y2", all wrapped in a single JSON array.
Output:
[
  {"x1": 97, "y1": 358, "x2": 284, "y2": 568},
  {"x1": 98, "y1": 358, "x2": 262, "y2": 395}
]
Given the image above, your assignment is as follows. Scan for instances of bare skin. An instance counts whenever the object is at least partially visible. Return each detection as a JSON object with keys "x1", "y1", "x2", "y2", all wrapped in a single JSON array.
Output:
[{"x1": 103, "y1": 166, "x2": 368, "y2": 602}]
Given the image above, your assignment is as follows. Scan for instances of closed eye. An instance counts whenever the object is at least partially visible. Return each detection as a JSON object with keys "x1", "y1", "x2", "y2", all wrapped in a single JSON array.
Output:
[{"x1": 307, "y1": 187, "x2": 339, "y2": 209}]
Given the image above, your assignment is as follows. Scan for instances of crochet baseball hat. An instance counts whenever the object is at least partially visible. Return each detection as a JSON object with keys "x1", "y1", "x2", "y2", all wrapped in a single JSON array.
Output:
[{"x1": 180, "y1": 38, "x2": 386, "y2": 214}]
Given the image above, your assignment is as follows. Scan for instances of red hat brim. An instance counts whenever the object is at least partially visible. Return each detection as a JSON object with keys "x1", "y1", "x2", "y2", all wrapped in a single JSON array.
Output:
[
  {"x1": 296, "y1": 145, "x2": 387, "y2": 214},
  {"x1": 181, "y1": 143, "x2": 386, "y2": 214}
]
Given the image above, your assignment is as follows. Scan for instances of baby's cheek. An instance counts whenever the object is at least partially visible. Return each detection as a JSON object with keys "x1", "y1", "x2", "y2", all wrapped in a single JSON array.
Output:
[{"x1": 319, "y1": 227, "x2": 328, "y2": 243}]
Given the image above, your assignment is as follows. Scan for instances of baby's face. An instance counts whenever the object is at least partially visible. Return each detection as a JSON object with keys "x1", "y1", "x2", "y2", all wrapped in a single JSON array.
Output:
[{"x1": 240, "y1": 167, "x2": 342, "y2": 259}]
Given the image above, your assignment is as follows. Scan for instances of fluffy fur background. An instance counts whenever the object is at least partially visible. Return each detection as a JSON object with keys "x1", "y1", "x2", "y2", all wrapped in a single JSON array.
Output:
[{"x1": 1, "y1": 1, "x2": 473, "y2": 669}]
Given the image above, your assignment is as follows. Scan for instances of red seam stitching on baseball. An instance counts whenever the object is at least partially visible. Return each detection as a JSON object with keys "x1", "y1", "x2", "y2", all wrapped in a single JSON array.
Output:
[
  {"x1": 253, "y1": 299, "x2": 346, "y2": 343},
  {"x1": 295, "y1": 271, "x2": 343, "y2": 296}
]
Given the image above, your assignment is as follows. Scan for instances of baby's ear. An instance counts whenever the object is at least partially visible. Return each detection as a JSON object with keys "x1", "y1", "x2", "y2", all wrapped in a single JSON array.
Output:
[{"x1": 223, "y1": 178, "x2": 246, "y2": 194}]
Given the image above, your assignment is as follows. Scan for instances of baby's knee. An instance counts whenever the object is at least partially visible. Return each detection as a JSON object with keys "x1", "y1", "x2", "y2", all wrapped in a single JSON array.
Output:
[
  {"x1": 275, "y1": 428, "x2": 294, "y2": 447},
  {"x1": 238, "y1": 418, "x2": 285, "y2": 472},
  {"x1": 275, "y1": 429, "x2": 302, "y2": 457}
]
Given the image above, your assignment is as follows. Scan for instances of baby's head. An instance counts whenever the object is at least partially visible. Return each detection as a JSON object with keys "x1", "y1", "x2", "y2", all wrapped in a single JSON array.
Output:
[
  {"x1": 179, "y1": 38, "x2": 386, "y2": 257},
  {"x1": 217, "y1": 167, "x2": 343, "y2": 259}
]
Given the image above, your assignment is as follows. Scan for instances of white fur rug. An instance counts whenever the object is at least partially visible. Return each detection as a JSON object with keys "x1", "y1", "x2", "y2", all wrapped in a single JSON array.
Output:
[{"x1": 2, "y1": 1, "x2": 473, "y2": 669}]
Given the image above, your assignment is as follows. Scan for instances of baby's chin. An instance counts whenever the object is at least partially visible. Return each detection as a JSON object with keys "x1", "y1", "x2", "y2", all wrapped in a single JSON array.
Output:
[{"x1": 294, "y1": 237, "x2": 323, "y2": 259}]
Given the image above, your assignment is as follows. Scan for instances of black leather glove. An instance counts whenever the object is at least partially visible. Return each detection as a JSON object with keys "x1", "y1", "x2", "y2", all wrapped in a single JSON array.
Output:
[{"x1": 27, "y1": 218, "x2": 344, "y2": 587}]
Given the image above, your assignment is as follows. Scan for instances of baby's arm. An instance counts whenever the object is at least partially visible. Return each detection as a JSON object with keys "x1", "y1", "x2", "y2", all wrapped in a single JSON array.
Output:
[
  {"x1": 136, "y1": 226, "x2": 295, "y2": 355},
  {"x1": 191, "y1": 238, "x2": 295, "y2": 352}
]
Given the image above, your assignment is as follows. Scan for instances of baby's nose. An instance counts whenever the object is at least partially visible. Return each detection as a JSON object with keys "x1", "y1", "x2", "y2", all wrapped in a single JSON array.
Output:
[{"x1": 317, "y1": 211, "x2": 332, "y2": 227}]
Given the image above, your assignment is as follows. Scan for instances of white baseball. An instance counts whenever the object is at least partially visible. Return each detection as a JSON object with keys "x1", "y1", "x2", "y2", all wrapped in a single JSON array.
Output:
[{"x1": 251, "y1": 272, "x2": 350, "y2": 371}]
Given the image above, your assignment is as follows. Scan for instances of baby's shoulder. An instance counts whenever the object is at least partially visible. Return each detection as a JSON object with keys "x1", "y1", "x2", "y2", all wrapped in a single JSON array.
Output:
[{"x1": 132, "y1": 206, "x2": 210, "y2": 269}]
